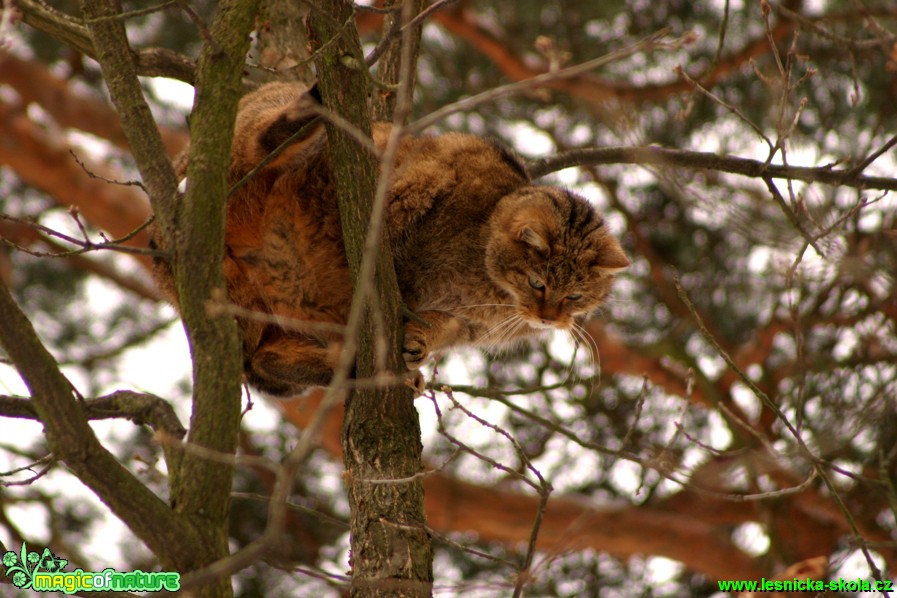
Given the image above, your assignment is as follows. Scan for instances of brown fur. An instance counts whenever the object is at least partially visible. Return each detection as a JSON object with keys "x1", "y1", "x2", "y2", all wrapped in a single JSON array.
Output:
[{"x1": 152, "y1": 82, "x2": 629, "y2": 396}]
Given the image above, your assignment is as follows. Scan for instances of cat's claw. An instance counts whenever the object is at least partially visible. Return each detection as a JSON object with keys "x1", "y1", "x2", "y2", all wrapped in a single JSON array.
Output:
[{"x1": 405, "y1": 370, "x2": 427, "y2": 396}]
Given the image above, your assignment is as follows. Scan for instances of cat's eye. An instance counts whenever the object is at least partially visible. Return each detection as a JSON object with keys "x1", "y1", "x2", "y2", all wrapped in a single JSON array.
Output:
[
  {"x1": 528, "y1": 276, "x2": 545, "y2": 290},
  {"x1": 566, "y1": 293, "x2": 583, "y2": 301}
]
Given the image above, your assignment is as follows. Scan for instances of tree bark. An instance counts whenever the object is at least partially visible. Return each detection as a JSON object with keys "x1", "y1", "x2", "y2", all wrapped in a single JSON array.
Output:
[
  {"x1": 370, "y1": 0, "x2": 426, "y2": 121},
  {"x1": 78, "y1": 0, "x2": 259, "y2": 595},
  {"x1": 308, "y1": 1, "x2": 433, "y2": 595},
  {"x1": 254, "y1": 0, "x2": 314, "y2": 84},
  {"x1": 164, "y1": 1, "x2": 261, "y2": 595}
]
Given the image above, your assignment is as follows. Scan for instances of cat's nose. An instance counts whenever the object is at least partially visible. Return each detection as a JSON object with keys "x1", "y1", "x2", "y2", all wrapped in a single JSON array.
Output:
[{"x1": 538, "y1": 306, "x2": 561, "y2": 326}]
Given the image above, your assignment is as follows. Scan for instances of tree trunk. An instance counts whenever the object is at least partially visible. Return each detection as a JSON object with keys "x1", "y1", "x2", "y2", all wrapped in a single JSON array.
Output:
[
  {"x1": 308, "y1": 1, "x2": 433, "y2": 595},
  {"x1": 78, "y1": 0, "x2": 259, "y2": 595}
]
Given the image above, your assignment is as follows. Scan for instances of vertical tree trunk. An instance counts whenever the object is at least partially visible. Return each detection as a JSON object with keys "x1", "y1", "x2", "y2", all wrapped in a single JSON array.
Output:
[
  {"x1": 166, "y1": 3, "x2": 260, "y2": 596},
  {"x1": 254, "y1": 0, "x2": 314, "y2": 84},
  {"x1": 79, "y1": 1, "x2": 259, "y2": 595},
  {"x1": 371, "y1": 0, "x2": 426, "y2": 121},
  {"x1": 308, "y1": 1, "x2": 434, "y2": 596}
]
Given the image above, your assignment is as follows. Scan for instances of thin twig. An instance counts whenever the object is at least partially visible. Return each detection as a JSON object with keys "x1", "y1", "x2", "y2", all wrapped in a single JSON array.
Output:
[
  {"x1": 409, "y1": 29, "x2": 678, "y2": 133},
  {"x1": 676, "y1": 66, "x2": 773, "y2": 150},
  {"x1": 205, "y1": 292, "x2": 346, "y2": 336},
  {"x1": 71, "y1": 150, "x2": 147, "y2": 191},
  {"x1": 0, "y1": 213, "x2": 159, "y2": 258},
  {"x1": 620, "y1": 377, "x2": 650, "y2": 451},
  {"x1": 430, "y1": 390, "x2": 539, "y2": 491},
  {"x1": 356, "y1": 449, "x2": 461, "y2": 485},
  {"x1": 768, "y1": 1, "x2": 892, "y2": 51},
  {"x1": 227, "y1": 116, "x2": 322, "y2": 198},
  {"x1": 0, "y1": 454, "x2": 56, "y2": 487},
  {"x1": 176, "y1": 0, "x2": 220, "y2": 53},
  {"x1": 762, "y1": 176, "x2": 825, "y2": 256},
  {"x1": 402, "y1": 0, "x2": 460, "y2": 34},
  {"x1": 429, "y1": 386, "x2": 553, "y2": 597},
  {"x1": 850, "y1": 132, "x2": 897, "y2": 176}
]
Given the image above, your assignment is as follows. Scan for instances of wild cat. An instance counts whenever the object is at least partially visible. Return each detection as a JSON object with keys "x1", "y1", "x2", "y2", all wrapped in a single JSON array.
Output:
[{"x1": 152, "y1": 82, "x2": 629, "y2": 396}]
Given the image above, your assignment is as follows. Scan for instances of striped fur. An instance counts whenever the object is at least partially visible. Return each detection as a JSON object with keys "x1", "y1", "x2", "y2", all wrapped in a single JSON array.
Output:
[{"x1": 151, "y1": 83, "x2": 629, "y2": 396}]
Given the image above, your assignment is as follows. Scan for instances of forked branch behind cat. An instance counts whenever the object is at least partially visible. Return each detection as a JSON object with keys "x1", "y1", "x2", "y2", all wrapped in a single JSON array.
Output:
[{"x1": 151, "y1": 82, "x2": 630, "y2": 397}]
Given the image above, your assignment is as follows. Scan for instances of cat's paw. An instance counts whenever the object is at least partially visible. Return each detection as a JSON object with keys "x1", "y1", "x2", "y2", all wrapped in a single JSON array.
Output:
[
  {"x1": 402, "y1": 328, "x2": 429, "y2": 369},
  {"x1": 405, "y1": 370, "x2": 426, "y2": 396}
]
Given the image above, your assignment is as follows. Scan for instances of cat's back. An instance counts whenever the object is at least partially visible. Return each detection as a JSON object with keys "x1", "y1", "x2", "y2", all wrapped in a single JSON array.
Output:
[
  {"x1": 387, "y1": 131, "x2": 528, "y2": 240},
  {"x1": 387, "y1": 131, "x2": 530, "y2": 309}
]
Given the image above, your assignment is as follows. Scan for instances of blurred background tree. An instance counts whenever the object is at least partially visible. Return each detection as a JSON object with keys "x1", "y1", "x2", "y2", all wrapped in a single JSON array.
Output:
[{"x1": 1, "y1": 0, "x2": 895, "y2": 596}]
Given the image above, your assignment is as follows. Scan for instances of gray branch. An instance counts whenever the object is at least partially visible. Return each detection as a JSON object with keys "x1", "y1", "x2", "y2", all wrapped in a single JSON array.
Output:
[{"x1": 526, "y1": 146, "x2": 897, "y2": 192}]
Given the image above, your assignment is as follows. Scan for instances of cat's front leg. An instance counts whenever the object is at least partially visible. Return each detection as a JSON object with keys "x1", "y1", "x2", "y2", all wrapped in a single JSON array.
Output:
[{"x1": 402, "y1": 310, "x2": 469, "y2": 369}]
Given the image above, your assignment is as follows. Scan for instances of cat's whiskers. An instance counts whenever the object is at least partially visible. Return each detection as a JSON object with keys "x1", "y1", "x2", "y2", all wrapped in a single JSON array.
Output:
[
  {"x1": 554, "y1": 323, "x2": 590, "y2": 394},
  {"x1": 485, "y1": 318, "x2": 529, "y2": 356},
  {"x1": 493, "y1": 316, "x2": 530, "y2": 352},
  {"x1": 440, "y1": 302, "x2": 520, "y2": 352},
  {"x1": 477, "y1": 313, "x2": 523, "y2": 349},
  {"x1": 556, "y1": 327, "x2": 584, "y2": 389},
  {"x1": 473, "y1": 313, "x2": 518, "y2": 346},
  {"x1": 450, "y1": 303, "x2": 517, "y2": 312},
  {"x1": 477, "y1": 313, "x2": 526, "y2": 354},
  {"x1": 569, "y1": 321, "x2": 597, "y2": 365},
  {"x1": 601, "y1": 295, "x2": 632, "y2": 308},
  {"x1": 568, "y1": 321, "x2": 601, "y2": 394}
]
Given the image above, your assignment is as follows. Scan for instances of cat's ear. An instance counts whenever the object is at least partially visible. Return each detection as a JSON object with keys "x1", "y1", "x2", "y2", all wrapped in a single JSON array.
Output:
[
  {"x1": 594, "y1": 240, "x2": 630, "y2": 272},
  {"x1": 518, "y1": 225, "x2": 549, "y2": 253}
]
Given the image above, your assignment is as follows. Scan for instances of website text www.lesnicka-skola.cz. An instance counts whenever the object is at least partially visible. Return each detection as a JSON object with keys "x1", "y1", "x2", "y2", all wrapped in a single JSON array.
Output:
[{"x1": 717, "y1": 577, "x2": 893, "y2": 593}]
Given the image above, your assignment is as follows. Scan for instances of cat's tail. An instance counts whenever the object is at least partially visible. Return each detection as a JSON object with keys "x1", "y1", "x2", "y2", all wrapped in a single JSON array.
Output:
[{"x1": 231, "y1": 82, "x2": 327, "y2": 176}]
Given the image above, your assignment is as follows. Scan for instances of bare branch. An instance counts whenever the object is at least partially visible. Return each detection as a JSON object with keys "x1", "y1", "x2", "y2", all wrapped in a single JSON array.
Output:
[
  {"x1": 0, "y1": 213, "x2": 159, "y2": 259},
  {"x1": 526, "y1": 145, "x2": 897, "y2": 192},
  {"x1": 0, "y1": 277, "x2": 201, "y2": 567},
  {"x1": 0, "y1": 391, "x2": 185, "y2": 438},
  {"x1": 17, "y1": 0, "x2": 197, "y2": 83}
]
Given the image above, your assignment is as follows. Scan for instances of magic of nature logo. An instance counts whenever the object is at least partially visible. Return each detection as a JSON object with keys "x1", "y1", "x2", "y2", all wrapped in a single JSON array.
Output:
[{"x1": 3, "y1": 542, "x2": 180, "y2": 594}]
